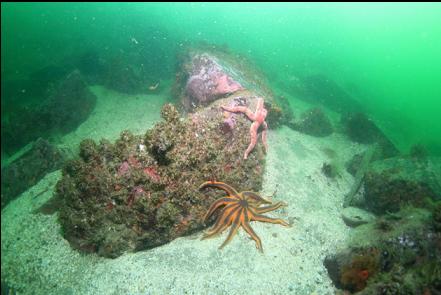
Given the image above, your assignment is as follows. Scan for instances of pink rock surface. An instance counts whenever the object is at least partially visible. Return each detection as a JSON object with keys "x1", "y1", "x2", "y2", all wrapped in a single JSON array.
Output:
[
  {"x1": 117, "y1": 161, "x2": 130, "y2": 176},
  {"x1": 185, "y1": 54, "x2": 243, "y2": 107}
]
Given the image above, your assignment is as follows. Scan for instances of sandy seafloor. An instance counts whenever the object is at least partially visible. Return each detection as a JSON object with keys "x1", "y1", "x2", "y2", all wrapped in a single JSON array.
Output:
[{"x1": 1, "y1": 84, "x2": 367, "y2": 295}]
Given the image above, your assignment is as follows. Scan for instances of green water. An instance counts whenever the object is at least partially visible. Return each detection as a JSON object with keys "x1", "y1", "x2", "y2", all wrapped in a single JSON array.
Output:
[
  {"x1": 2, "y1": 2, "x2": 440, "y2": 154},
  {"x1": 1, "y1": 2, "x2": 440, "y2": 145}
]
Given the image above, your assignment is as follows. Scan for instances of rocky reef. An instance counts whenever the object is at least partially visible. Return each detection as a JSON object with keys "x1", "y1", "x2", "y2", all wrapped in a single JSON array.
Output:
[{"x1": 265, "y1": 94, "x2": 295, "y2": 129}]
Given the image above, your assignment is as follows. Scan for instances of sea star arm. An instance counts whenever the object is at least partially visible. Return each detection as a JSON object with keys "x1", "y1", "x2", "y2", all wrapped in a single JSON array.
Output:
[
  {"x1": 199, "y1": 181, "x2": 240, "y2": 198},
  {"x1": 202, "y1": 223, "x2": 231, "y2": 240},
  {"x1": 255, "y1": 201, "x2": 287, "y2": 214},
  {"x1": 244, "y1": 121, "x2": 260, "y2": 159},
  {"x1": 221, "y1": 105, "x2": 256, "y2": 121},
  {"x1": 203, "y1": 197, "x2": 237, "y2": 222},
  {"x1": 249, "y1": 209, "x2": 290, "y2": 226},
  {"x1": 242, "y1": 221, "x2": 263, "y2": 252},
  {"x1": 219, "y1": 210, "x2": 243, "y2": 249},
  {"x1": 261, "y1": 121, "x2": 268, "y2": 154},
  {"x1": 241, "y1": 191, "x2": 272, "y2": 204},
  {"x1": 202, "y1": 203, "x2": 240, "y2": 238},
  {"x1": 202, "y1": 222, "x2": 232, "y2": 240}
]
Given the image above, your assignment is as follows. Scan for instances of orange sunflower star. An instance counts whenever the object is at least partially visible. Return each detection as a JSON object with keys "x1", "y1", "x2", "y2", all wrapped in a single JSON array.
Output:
[{"x1": 199, "y1": 181, "x2": 290, "y2": 252}]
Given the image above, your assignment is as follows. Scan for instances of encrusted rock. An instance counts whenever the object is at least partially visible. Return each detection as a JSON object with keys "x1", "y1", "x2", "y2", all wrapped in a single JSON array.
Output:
[{"x1": 324, "y1": 247, "x2": 381, "y2": 293}]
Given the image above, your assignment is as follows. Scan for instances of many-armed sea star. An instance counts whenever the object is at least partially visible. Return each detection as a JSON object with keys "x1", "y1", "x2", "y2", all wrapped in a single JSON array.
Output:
[
  {"x1": 200, "y1": 181, "x2": 289, "y2": 252},
  {"x1": 221, "y1": 97, "x2": 268, "y2": 159}
]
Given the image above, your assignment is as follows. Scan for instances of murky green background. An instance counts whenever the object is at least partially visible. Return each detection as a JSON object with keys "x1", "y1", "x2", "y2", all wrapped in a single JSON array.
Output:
[{"x1": 2, "y1": 2, "x2": 441, "y2": 153}]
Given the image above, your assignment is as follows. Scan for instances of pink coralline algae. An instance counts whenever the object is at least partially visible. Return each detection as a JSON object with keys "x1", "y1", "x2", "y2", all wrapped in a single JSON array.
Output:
[
  {"x1": 117, "y1": 161, "x2": 130, "y2": 176},
  {"x1": 118, "y1": 155, "x2": 143, "y2": 177},
  {"x1": 185, "y1": 54, "x2": 243, "y2": 106},
  {"x1": 143, "y1": 166, "x2": 161, "y2": 183}
]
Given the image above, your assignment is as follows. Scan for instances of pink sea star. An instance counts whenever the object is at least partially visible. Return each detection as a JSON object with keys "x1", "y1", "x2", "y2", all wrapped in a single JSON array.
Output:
[{"x1": 221, "y1": 97, "x2": 268, "y2": 159}]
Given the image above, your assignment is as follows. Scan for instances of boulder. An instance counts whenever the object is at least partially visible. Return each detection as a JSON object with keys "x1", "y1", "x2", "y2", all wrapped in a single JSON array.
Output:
[
  {"x1": 45, "y1": 70, "x2": 97, "y2": 134},
  {"x1": 182, "y1": 53, "x2": 243, "y2": 108},
  {"x1": 173, "y1": 47, "x2": 284, "y2": 132},
  {"x1": 265, "y1": 95, "x2": 295, "y2": 129},
  {"x1": 364, "y1": 157, "x2": 441, "y2": 214},
  {"x1": 1, "y1": 138, "x2": 66, "y2": 208},
  {"x1": 103, "y1": 56, "x2": 151, "y2": 94},
  {"x1": 173, "y1": 47, "x2": 274, "y2": 111},
  {"x1": 1, "y1": 70, "x2": 96, "y2": 155}
]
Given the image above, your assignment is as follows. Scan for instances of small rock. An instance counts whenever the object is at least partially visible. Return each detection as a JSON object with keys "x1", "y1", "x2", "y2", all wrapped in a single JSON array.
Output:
[{"x1": 341, "y1": 207, "x2": 376, "y2": 227}]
